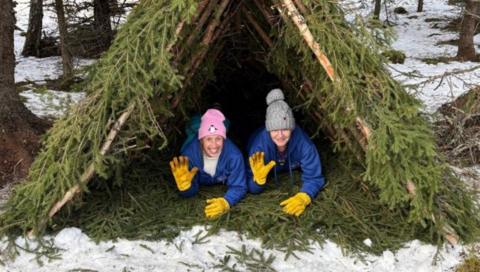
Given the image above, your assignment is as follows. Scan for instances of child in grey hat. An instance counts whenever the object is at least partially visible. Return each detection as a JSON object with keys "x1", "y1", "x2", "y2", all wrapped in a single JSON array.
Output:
[{"x1": 246, "y1": 88, "x2": 325, "y2": 216}]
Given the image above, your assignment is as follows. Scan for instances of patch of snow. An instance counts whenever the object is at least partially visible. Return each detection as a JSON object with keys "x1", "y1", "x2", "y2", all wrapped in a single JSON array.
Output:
[
  {"x1": 14, "y1": 1, "x2": 92, "y2": 116},
  {"x1": 364, "y1": 238, "x2": 373, "y2": 247},
  {"x1": 449, "y1": 165, "x2": 480, "y2": 192},
  {"x1": 20, "y1": 89, "x2": 85, "y2": 118},
  {"x1": 0, "y1": 227, "x2": 466, "y2": 272},
  {"x1": 343, "y1": 0, "x2": 480, "y2": 114},
  {"x1": 385, "y1": 0, "x2": 480, "y2": 113}
]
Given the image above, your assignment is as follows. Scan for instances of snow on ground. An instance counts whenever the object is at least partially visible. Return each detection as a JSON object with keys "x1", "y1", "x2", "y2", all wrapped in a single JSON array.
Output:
[
  {"x1": 14, "y1": 0, "x2": 90, "y2": 118},
  {"x1": 385, "y1": 0, "x2": 480, "y2": 113},
  {"x1": 1, "y1": 0, "x2": 479, "y2": 271},
  {"x1": 0, "y1": 227, "x2": 465, "y2": 272},
  {"x1": 20, "y1": 90, "x2": 85, "y2": 118}
]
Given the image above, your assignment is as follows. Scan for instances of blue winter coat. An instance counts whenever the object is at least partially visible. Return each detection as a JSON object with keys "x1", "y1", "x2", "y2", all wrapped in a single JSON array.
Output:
[
  {"x1": 246, "y1": 126, "x2": 325, "y2": 199},
  {"x1": 180, "y1": 138, "x2": 247, "y2": 206}
]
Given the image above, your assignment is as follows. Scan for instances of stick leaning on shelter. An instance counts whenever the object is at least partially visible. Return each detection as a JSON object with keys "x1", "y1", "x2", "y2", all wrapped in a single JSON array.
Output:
[{"x1": 28, "y1": 102, "x2": 135, "y2": 236}]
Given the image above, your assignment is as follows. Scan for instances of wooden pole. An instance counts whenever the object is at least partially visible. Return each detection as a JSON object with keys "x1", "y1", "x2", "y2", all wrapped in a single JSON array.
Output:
[
  {"x1": 47, "y1": 102, "x2": 136, "y2": 219},
  {"x1": 277, "y1": 0, "x2": 372, "y2": 144},
  {"x1": 243, "y1": 7, "x2": 273, "y2": 48},
  {"x1": 278, "y1": 0, "x2": 336, "y2": 81},
  {"x1": 292, "y1": 0, "x2": 308, "y2": 15},
  {"x1": 252, "y1": 0, "x2": 275, "y2": 26},
  {"x1": 248, "y1": 4, "x2": 369, "y2": 155},
  {"x1": 28, "y1": 102, "x2": 136, "y2": 237},
  {"x1": 176, "y1": 0, "x2": 218, "y2": 59},
  {"x1": 184, "y1": 0, "x2": 232, "y2": 81}
]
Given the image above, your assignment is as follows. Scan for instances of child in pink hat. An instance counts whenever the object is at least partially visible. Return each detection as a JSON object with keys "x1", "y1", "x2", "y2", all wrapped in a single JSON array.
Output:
[{"x1": 169, "y1": 108, "x2": 246, "y2": 220}]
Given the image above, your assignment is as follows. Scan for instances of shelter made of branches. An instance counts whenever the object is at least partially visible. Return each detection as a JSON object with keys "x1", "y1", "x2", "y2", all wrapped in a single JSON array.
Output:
[{"x1": 1, "y1": 0, "x2": 479, "y2": 252}]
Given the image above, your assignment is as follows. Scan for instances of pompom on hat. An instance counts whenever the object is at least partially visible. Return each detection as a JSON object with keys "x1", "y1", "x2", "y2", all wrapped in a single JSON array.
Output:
[
  {"x1": 265, "y1": 89, "x2": 295, "y2": 131},
  {"x1": 198, "y1": 109, "x2": 227, "y2": 139}
]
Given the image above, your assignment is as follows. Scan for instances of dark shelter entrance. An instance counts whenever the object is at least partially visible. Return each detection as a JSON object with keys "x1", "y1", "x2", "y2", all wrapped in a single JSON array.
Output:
[
  {"x1": 196, "y1": 29, "x2": 315, "y2": 149},
  {"x1": 204, "y1": 54, "x2": 280, "y2": 147}
]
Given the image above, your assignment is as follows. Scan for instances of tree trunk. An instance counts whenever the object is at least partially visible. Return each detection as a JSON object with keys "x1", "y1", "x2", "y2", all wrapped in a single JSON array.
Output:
[
  {"x1": 22, "y1": 0, "x2": 44, "y2": 57},
  {"x1": 417, "y1": 0, "x2": 424, "y2": 12},
  {"x1": 373, "y1": 0, "x2": 382, "y2": 19},
  {"x1": 457, "y1": 0, "x2": 480, "y2": 61},
  {"x1": 94, "y1": 0, "x2": 113, "y2": 51},
  {"x1": 0, "y1": 0, "x2": 49, "y2": 186},
  {"x1": 54, "y1": 0, "x2": 73, "y2": 79}
]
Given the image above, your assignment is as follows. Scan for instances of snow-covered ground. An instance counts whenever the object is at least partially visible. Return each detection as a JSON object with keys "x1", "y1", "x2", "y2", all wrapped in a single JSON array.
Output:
[
  {"x1": 0, "y1": 227, "x2": 465, "y2": 272},
  {"x1": 14, "y1": 0, "x2": 90, "y2": 118},
  {"x1": 1, "y1": 0, "x2": 479, "y2": 271},
  {"x1": 386, "y1": 0, "x2": 480, "y2": 113}
]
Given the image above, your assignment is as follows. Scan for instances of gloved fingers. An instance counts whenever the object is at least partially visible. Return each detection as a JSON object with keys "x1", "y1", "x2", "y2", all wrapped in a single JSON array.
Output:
[
  {"x1": 205, "y1": 203, "x2": 225, "y2": 218},
  {"x1": 282, "y1": 203, "x2": 300, "y2": 215},
  {"x1": 259, "y1": 152, "x2": 265, "y2": 165},
  {"x1": 183, "y1": 156, "x2": 190, "y2": 168},
  {"x1": 205, "y1": 210, "x2": 222, "y2": 219},
  {"x1": 281, "y1": 201, "x2": 307, "y2": 216},
  {"x1": 251, "y1": 152, "x2": 259, "y2": 165},
  {"x1": 259, "y1": 152, "x2": 265, "y2": 164},
  {"x1": 169, "y1": 160, "x2": 176, "y2": 173},
  {"x1": 251, "y1": 152, "x2": 258, "y2": 163},
  {"x1": 281, "y1": 205, "x2": 291, "y2": 215},
  {"x1": 178, "y1": 156, "x2": 186, "y2": 168},
  {"x1": 254, "y1": 152, "x2": 262, "y2": 163},
  {"x1": 206, "y1": 198, "x2": 216, "y2": 204},
  {"x1": 206, "y1": 198, "x2": 228, "y2": 209},
  {"x1": 292, "y1": 205, "x2": 306, "y2": 216},
  {"x1": 284, "y1": 202, "x2": 297, "y2": 212},
  {"x1": 189, "y1": 166, "x2": 199, "y2": 176},
  {"x1": 205, "y1": 199, "x2": 221, "y2": 208},
  {"x1": 280, "y1": 197, "x2": 294, "y2": 207},
  {"x1": 173, "y1": 156, "x2": 180, "y2": 168},
  {"x1": 249, "y1": 155, "x2": 255, "y2": 169},
  {"x1": 293, "y1": 207, "x2": 305, "y2": 217},
  {"x1": 205, "y1": 205, "x2": 223, "y2": 215},
  {"x1": 282, "y1": 204, "x2": 293, "y2": 215},
  {"x1": 265, "y1": 160, "x2": 276, "y2": 172}
]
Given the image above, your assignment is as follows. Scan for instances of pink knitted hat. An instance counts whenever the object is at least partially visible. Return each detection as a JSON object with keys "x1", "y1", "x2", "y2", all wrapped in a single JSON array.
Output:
[{"x1": 198, "y1": 109, "x2": 226, "y2": 139}]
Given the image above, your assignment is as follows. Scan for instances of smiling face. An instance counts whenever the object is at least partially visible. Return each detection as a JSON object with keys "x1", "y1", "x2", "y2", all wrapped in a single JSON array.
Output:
[
  {"x1": 269, "y1": 129, "x2": 292, "y2": 151},
  {"x1": 200, "y1": 135, "x2": 224, "y2": 157}
]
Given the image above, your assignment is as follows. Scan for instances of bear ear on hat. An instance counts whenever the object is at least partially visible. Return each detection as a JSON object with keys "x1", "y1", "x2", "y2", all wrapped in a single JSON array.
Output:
[{"x1": 266, "y1": 88, "x2": 285, "y2": 106}]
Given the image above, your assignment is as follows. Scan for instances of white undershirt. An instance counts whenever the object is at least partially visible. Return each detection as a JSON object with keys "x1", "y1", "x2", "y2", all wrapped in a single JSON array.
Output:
[{"x1": 203, "y1": 153, "x2": 219, "y2": 177}]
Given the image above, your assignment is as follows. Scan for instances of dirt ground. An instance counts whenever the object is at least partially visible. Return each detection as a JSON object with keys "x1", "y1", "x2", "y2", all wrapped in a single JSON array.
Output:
[
  {"x1": 0, "y1": 118, "x2": 50, "y2": 188},
  {"x1": 436, "y1": 86, "x2": 480, "y2": 166},
  {"x1": 0, "y1": 131, "x2": 39, "y2": 187}
]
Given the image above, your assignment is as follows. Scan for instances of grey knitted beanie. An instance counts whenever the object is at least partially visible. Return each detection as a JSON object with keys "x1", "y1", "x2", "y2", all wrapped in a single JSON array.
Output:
[{"x1": 265, "y1": 88, "x2": 295, "y2": 131}]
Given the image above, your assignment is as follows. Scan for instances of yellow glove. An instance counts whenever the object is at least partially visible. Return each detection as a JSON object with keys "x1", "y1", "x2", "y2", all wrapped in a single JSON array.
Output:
[
  {"x1": 205, "y1": 197, "x2": 230, "y2": 219},
  {"x1": 249, "y1": 152, "x2": 276, "y2": 185},
  {"x1": 280, "y1": 192, "x2": 311, "y2": 216},
  {"x1": 169, "y1": 156, "x2": 198, "y2": 191}
]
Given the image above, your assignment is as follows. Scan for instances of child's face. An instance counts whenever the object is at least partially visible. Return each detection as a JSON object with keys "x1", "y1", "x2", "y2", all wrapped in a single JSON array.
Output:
[{"x1": 200, "y1": 135, "x2": 224, "y2": 157}]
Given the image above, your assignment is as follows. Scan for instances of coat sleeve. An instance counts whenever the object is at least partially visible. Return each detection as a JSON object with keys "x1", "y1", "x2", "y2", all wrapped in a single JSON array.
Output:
[
  {"x1": 298, "y1": 137, "x2": 325, "y2": 199},
  {"x1": 223, "y1": 153, "x2": 247, "y2": 206}
]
